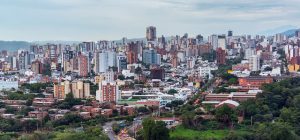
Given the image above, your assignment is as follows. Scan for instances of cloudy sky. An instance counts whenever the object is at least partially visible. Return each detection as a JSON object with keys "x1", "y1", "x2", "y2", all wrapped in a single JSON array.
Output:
[{"x1": 0, "y1": 0, "x2": 299, "y2": 41}]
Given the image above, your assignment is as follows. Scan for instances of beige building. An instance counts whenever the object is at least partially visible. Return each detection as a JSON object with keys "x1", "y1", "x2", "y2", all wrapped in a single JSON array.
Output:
[{"x1": 71, "y1": 81, "x2": 90, "y2": 98}]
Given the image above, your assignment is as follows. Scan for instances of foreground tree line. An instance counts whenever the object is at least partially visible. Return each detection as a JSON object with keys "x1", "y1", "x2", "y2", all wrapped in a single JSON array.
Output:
[{"x1": 167, "y1": 77, "x2": 300, "y2": 140}]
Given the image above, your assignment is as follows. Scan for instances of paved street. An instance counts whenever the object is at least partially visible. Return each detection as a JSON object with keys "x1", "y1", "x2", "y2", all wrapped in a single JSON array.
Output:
[{"x1": 103, "y1": 121, "x2": 117, "y2": 140}]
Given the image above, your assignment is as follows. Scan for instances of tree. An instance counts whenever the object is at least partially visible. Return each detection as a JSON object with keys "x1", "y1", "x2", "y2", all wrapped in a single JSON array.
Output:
[
  {"x1": 135, "y1": 67, "x2": 142, "y2": 74},
  {"x1": 137, "y1": 107, "x2": 149, "y2": 114},
  {"x1": 167, "y1": 89, "x2": 178, "y2": 95},
  {"x1": 255, "y1": 122, "x2": 298, "y2": 140},
  {"x1": 150, "y1": 121, "x2": 169, "y2": 140},
  {"x1": 228, "y1": 78, "x2": 238, "y2": 85},
  {"x1": 264, "y1": 66, "x2": 273, "y2": 71},
  {"x1": 215, "y1": 105, "x2": 237, "y2": 126},
  {"x1": 22, "y1": 120, "x2": 41, "y2": 132},
  {"x1": 142, "y1": 118, "x2": 169, "y2": 140},
  {"x1": 112, "y1": 122, "x2": 121, "y2": 134},
  {"x1": 55, "y1": 93, "x2": 83, "y2": 109},
  {"x1": 142, "y1": 118, "x2": 155, "y2": 140},
  {"x1": 118, "y1": 75, "x2": 125, "y2": 80}
]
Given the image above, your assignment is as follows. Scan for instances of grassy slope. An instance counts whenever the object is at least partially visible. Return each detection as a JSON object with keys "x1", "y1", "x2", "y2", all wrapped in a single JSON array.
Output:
[{"x1": 170, "y1": 125, "x2": 250, "y2": 140}]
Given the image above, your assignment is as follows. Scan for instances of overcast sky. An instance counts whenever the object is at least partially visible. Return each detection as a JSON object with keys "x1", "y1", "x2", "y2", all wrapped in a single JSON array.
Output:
[{"x1": 0, "y1": 0, "x2": 299, "y2": 41}]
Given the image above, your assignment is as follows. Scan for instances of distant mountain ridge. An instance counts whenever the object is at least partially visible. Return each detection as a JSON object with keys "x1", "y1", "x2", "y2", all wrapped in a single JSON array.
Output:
[
  {"x1": 281, "y1": 29, "x2": 300, "y2": 37},
  {"x1": 258, "y1": 25, "x2": 299, "y2": 36},
  {"x1": 0, "y1": 41, "x2": 30, "y2": 51}
]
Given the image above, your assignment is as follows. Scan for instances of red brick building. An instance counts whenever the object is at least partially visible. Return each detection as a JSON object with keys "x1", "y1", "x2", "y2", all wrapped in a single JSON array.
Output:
[
  {"x1": 238, "y1": 76, "x2": 273, "y2": 88},
  {"x1": 78, "y1": 54, "x2": 89, "y2": 77},
  {"x1": 127, "y1": 51, "x2": 138, "y2": 64},
  {"x1": 97, "y1": 81, "x2": 119, "y2": 102},
  {"x1": 216, "y1": 48, "x2": 226, "y2": 65}
]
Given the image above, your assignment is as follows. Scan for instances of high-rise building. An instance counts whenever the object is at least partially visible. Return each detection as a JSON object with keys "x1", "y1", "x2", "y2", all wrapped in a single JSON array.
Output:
[
  {"x1": 78, "y1": 54, "x2": 90, "y2": 77},
  {"x1": 8, "y1": 56, "x2": 17, "y2": 70},
  {"x1": 171, "y1": 55, "x2": 178, "y2": 68},
  {"x1": 31, "y1": 60, "x2": 43, "y2": 74},
  {"x1": 99, "y1": 52, "x2": 108, "y2": 73},
  {"x1": 146, "y1": 26, "x2": 157, "y2": 41},
  {"x1": 296, "y1": 30, "x2": 300, "y2": 38},
  {"x1": 216, "y1": 48, "x2": 226, "y2": 65},
  {"x1": 245, "y1": 48, "x2": 256, "y2": 59},
  {"x1": 107, "y1": 51, "x2": 116, "y2": 68},
  {"x1": 117, "y1": 55, "x2": 127, "y2": 72},
  {"x1": 18, "y1": 51, "x2": 29, "y2": 70},
  {"x1": 49, "y1": 44, "x2": 58, "y2": 62},
  {"x1": 142, "y1": 49, "x2": 160, "y2": 65},
  {"x1": 217, "y1": 35, "x2": 226, "y2": 50},
  {"x1": 228, "y1": 30, "x2": 233, "y2": 37},
  {"x1": 208, "y1": 35, "x2": 218, "y2": 50},
  {"x1": 104, "y1": 70, "x2": 114, "y2": 82},
  {"x1": 127, "y1": 51, "x2": 138, "y2": 64},
  {"x1": 96, "y1": 81, "x2": 119, "y2": 103},
  {"x1": 196, "y1": 34, "x2": 204, "y2": 44},
  {"x1": 71, "y1": 81, "x2": 90, "y2": 98},
  {"x1": 54, "y1": 81, "x2": 71, "y2": 99},
  {"x1": 150, "y1": 67, "x2": 165, "y2": 80},
  {"x1": 249, "y1": 55, "x2": 260, "y2": 71},
  {"x1": 274, "y1": 33, "x2": 286, "y2": 43},
  {"x1": 95, "y1": 51, "x2": 116, "y2": 73}
]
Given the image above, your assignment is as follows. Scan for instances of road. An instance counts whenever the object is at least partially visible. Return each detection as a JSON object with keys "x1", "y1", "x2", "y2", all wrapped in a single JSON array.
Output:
[{"x1": 103, "y1": 121, "x2": 117, "y2": 140}]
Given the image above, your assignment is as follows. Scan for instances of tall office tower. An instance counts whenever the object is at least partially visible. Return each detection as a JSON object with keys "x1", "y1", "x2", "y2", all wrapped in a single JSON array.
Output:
[
  {"x1": 146, "y1": 26, "x2": 157, "y2": 41},
  {"x1": 142, "y1": 49, "x2": 160, "y2": 65},
  {"x1": 117, "y1": 55, "x2": 127, "y2": 72},
  {"x1": 208, "y1": 35, "x2": 218, "y2": 50},
  {"x1": 127, "y1": 51, "x2": 138, "y2": 64},
  {"x1": 99, "y1": 52, "x2": 108, "y2": 73},
  {"x1": 18, "y1": 51, "x2": 29, "y2": 70},
  {"x1": 217, "y1": 35, "x2": 226, "y2": 50},
  {"x1": 295, "y1": 30, "x2": 300, "y2": 38},
  {"x1": 107, "y1": 51, "x2": 116, "y2": 68},
  {"x1": 274, "y1": 33, "x2": 286, "y2": 43},
  {"x1": 79, "y1": 42, "x2": 95, "y2": 52},
  {"x1": 30, "y1": 45, "x2": 39, "y2": 53},
  {"x1": 122, "y1": 37, "x2": 128, "y2": 45},
  {"x1": 8, "y1": 56, "x2": 17, "y2": 70},
  {"x1": 78, "y1": 54, "x2": 90, "y2": 77},
  {"x1": 228, "y1": 30, "x2": 233, "y2": 37},
  {"x1": 216, "y1": 48, "x2": 226, "y2": 65},
  {"x1": 96, "y1": 81, "x2": 119, "y2": 103},
  {"x1": 249, "y1": 55, "x2": 260, "y2": 71},
  {"x1": 49, "y1": 44, "x2": 58, "y2": 62},
  {"x1": 196, "y1": 34, "x2": 204, "y2": 44},
  {"x1": 94, "y1": 51, "x2": 116, "y2": 73},
  {"x1": 94, "y1": 52, "x2": 100, "y2": 73},
  {"x1": 31, "y1": 60, "x2": 43, "y2": 74}
]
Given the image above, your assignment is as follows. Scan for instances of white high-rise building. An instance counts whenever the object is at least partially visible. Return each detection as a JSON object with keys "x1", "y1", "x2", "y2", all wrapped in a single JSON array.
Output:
[
  {"x1": 217, "y1": 35, "x2": 226, "y2": 50},
  {"x1": 245, "y1": 48, "x2": 256, "y2": 60},
  {"x1": 209, "y1": 35, "x2": 218, "y2": 50},
  {"x1": 99, "y1": 52, "x2": 108, "y2": 73},
  {"x1": 249, "y1": 55, "x2": 260, "y2": 71},
  {"x1": 104, "y1": 70, "x2": 114, "y2": 82},
  {"x1": 107, "y1": 51, "x2": 116, "y2": 68}
]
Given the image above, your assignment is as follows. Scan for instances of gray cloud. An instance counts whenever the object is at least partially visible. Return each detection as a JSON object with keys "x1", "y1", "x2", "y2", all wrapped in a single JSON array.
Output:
[{"x1": 0, "y1": 0, "x2": 299, "y2": 41}]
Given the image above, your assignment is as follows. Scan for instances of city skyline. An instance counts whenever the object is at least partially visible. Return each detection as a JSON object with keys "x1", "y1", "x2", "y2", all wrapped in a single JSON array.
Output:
[{"x1": 0, "y1": 0, "x2": 300, "y2": 41}]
